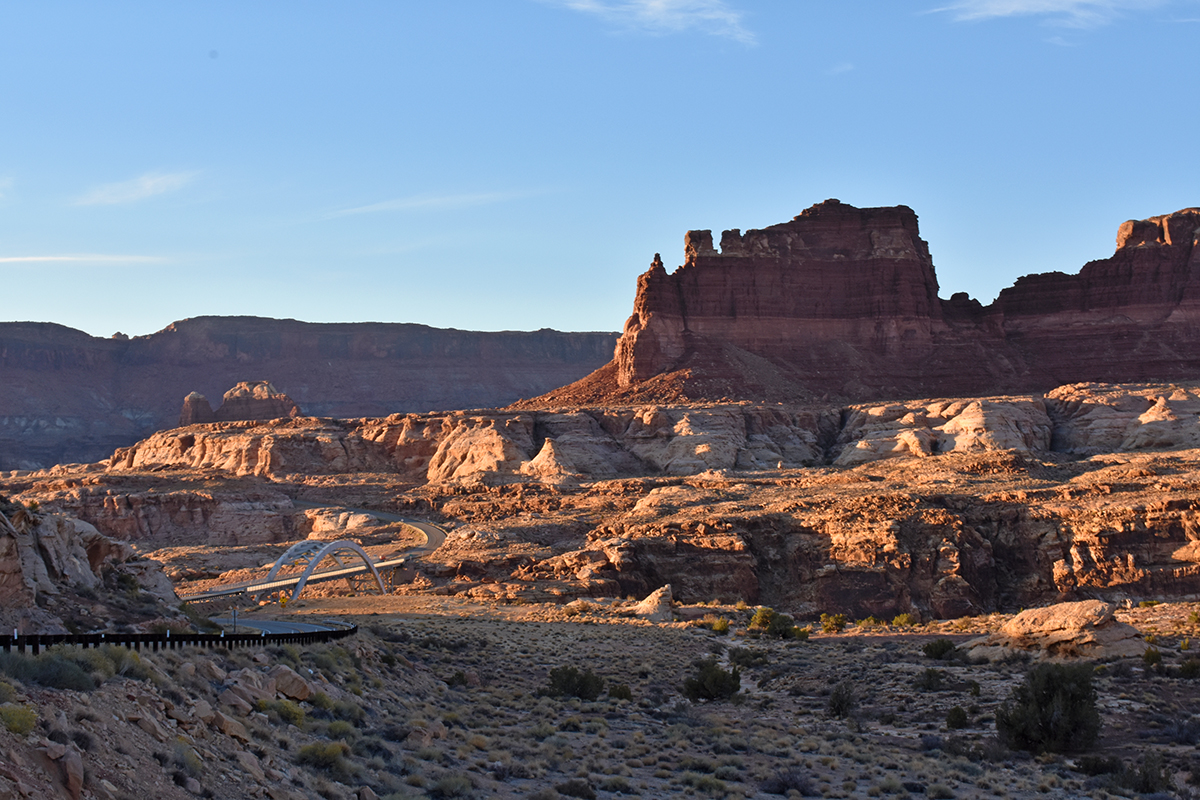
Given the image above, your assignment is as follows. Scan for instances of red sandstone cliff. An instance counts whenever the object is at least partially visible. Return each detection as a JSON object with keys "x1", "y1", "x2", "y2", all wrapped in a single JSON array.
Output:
[{"x1": 532, "y1": 201, "x2": 1200, "y2": 406}]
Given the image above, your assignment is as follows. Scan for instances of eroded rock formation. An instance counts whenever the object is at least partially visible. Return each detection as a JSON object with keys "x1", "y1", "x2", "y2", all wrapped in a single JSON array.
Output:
[
  {"x1": 0, "y1": 317, "x2": 618, "y2": 470},
  {"x1": 179, "y1": 381, "x2": 301, "y2": 426},
  {"x1": 534, "y1": 201, "x2": 1200, "y2": 405},
  {"x1": 0, "y1": 495, "x2": 178, "y2": 633}
]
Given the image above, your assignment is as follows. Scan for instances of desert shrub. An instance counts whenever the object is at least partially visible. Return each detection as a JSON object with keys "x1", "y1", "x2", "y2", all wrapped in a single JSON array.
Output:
[
  {"x1": 892, "y1": 612, "x2": 919, "y2": 626},
  {"x1": 308, "y1": 691, "x2": 332, "y2": 711},
  {"x1": 332, "y1": 699, "x2": 364, "y2": 722},
  {"x1": 1074, "y1": 755, "x2": 1123, "y2": 776},
  {"x1": 760, "y1": 767, "x2": 816, "y2": 795},
  {"x1": 1, "y1": 651, "x2": 96, "y2": 691},
  {"x1": 915, "y1": 668, "x2": 945, "y2": 692},
  {"x1": 554, "y1": 779, "x2": 596, "y2": 799},
  {"x1": 608, "y1": 683, "x2": 633, "y2": 701},
  {"x1": 946, "y1": 706, "x2": 969, "y2": 730},
  {"x1": 826, "y1": 681, "x2": 857, "y2": 719},
  {"x1": 1113, "y1": 750, "x2": 1172, "y2": 794},
  {"x1": 1138, "y1": 599, "x2": 1161, "y2": 608},
  {"x1": 819, "y1": 613, "x2": 847, "y2": 633},
  {"x1": 1180, "y1": 658, "x2": 1200, "y2": 679},
  {"x1": 429, "y1": 773, "x2": 474, "y2": 798},
  {"x1": 728, "y1": 647, "x2": 769, "y2": 668},
  {"x1": 682, "y1": 659, "x2": 740, "y2": 701},
  {"x1": 446, "y1": 670, "x2": 468, "y2": 687},
  {"x1": 297, "y1": 741, "x2": 351, "y2": 775},
  {"x1": 926, "y1": 784, "x2": 955, "y2": 799},
  {"x1": 711, "y1": 616, "x2": 730, "y2": 634},
  {"x1": 258, "y1": 698, "x2": 305, "y2": 726},
  {"x1": 995, "y1": 662, "x2": 1099, "y2": 753},
  {"x1": 1144, "y1": 646, "x2": 1163, "y2": 669},
  {"x1": 0, "y1": 681, "x2": 13, "y2": 703},
  {"x1": 749, "y1": 607, "x2": 775, "y2": 630},
  {"x1": 923, "y1": 638, "x2": 957, "y2": 660},
  {"x1": 327, "y1": 720, "x2": 357, "y2": 740},
  {"x1": 793, "y1": 626, "x2": 810, "y2": 640},
  {"x1": 0, "y1": 705, "x2": 36, "y2": 735},
  {"x1": 542, "y1": 666, "x2": 604, "y2": 701}
]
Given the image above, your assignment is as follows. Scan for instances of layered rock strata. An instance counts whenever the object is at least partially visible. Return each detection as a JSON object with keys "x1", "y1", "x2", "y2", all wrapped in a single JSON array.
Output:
[
  {"x1": 0, "y1": 317, "x2": 617, "y2": 470},
  {"x1": 536, "y1": 201, "x2": 1200, "y2": 405}
]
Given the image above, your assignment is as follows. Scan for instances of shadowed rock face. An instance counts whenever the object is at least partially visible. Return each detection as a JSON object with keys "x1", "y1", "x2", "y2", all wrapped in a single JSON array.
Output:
[
  {"x1": 542, "y1": 201, "x2": 1200, "y2": 406},
  {"x1": 0, "y1": 317, "x2": 618, "y2": 470}
]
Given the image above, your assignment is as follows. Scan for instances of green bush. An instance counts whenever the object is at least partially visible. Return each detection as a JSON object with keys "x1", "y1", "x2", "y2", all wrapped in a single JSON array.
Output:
[
  {"x1": 820, "y1": 613, "x2": 847, "y2": 633},
  {"x1": 793, "y1": 626, "x2": 810, "y2": 641},
  {"x1": 297, "y1": 740, "x2": 351, "y2": 774},
  {"x1": 430, "y1": 774, "x2": 475, "y2": 798},
  {"x1": 995, "y1": 663, "x2": 1100, "y2": 753},
  {"x1": 608, "y1": 683, "x2": 633, "y2": 701},
  {"x1": 923, "y1": 638, "x2": 957, "y2": 660},
  {"x1": 1114, "y1": 750, "x2": 1172, "y2": 794},
  {"x1": 749, "y1": 608, "x2": 800, "y2": 639},
  {"x1": 826, "y1": 681, "x2": 857, "y2": 719},
  {"x1": 1143, "y1": 646, "x2": 1163, "y2": 669},
  {"x1": 711, "y1": 617, "x2": 730, "y2": 635},
  {"x1": 0, "y1": 651, "x2": 95, "y2": 691},
  {"x1": 327, "y1": 720, "x2": 357, "y2": 740},
  {"x1": 555, "y1": 779, "x2": 596, "y2": 799},
  {"x1": 0, "y1": 704, "x2": 36, "y2": 735},
  {"x1": 728, "y1": 647, "x2": 768, "y2": 668},
  {"x1": 1138, "y1": 599, "x2": 1161, "y2": 608},
  {"x1": 257, "y1": 698, "x2": 305, "y2": 726},
  {"x1": 892, "y1": 612, "x2": 919, "y2": 627},
  {"x1": 1180, "y1": 658, "x2": 1200, "y2": 679},
  {"x1": 682, "y1": 659, "x2": 741, "y2": 701},
  {"x1": 0, "y1": 681, "x2": 14, "y2": 704},
  {"x1": 945, "y1": 706, "x2": 969, "y2": 730},
  {"x1": 915, "y1": 668, "x2": 944, "y2": 692},
  {"x1": 543, "y1": 665, "x2": 605, "y2": 701}
]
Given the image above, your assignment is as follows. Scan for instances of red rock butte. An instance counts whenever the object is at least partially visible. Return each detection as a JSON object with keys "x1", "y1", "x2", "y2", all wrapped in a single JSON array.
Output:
[{"x1": 531, "y1": 200, "x2": 1200, "y2": 406}]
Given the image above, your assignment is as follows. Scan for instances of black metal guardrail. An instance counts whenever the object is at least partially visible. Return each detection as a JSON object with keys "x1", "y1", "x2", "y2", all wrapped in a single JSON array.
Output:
[{"x1": 0, "y1": 625, "x2": 357, "y2": 656}]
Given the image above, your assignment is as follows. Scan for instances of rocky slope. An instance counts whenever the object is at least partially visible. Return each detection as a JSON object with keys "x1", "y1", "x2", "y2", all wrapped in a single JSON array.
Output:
[
  {"x1": 0, "y1": 317, "x2": 618, "y2": 470},
  {"x1": 532, "y1": 200, "x2": 1200, "y2": 405},
  {"x1": 0, "y1": 495, "x2": 180, "y2": 634}
]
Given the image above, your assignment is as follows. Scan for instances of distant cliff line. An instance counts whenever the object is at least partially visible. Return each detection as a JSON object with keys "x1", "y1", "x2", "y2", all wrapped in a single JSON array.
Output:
[{"x1": 0, "y1": 316, "x2": 618, "y2": 470}]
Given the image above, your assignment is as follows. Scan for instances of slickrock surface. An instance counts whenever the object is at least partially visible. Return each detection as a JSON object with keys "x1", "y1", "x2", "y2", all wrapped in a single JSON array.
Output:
[
  {"x1": 11, "y1": 382, "x2": 1200, "y2": 619},
  {"x1": 0, "y1": 317, "x2": 617, "y2": 470},
  {"x1": 531, "y1": 201, "x2": 1200, "y2": 405}
]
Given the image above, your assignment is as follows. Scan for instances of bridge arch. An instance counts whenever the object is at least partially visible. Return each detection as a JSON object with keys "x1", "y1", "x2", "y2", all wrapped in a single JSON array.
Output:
[{"x1": 258, "y1": 540, "x2": 385, "y2": 603}]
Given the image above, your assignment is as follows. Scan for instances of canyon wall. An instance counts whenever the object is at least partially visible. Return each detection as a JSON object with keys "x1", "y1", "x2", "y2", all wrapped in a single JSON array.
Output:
[
  {"x1": 535, "y1": 201, "x2": 1200, "y2": 405},
  {"x1": 0, "y1": 317, "x2": 618, "y2": 470}
]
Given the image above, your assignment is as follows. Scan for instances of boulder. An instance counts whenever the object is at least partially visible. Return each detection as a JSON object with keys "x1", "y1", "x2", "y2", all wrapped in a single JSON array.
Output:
[
  {"x1": 632, "y1": 584, "x2": 674, "y2": 622},
  {"x1": 964, "y1": 600, "x2": 1144, "y2": 661},
  {"x1": 269, "y1": 665, "x2": 312, "y2": 701}
]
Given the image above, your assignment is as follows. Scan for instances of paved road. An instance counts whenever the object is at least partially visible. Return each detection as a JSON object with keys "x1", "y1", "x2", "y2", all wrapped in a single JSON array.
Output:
[
  {"x1": 211, "y1": 617, "x2": 346, "y2": 634},
  {"x1": 292, "y1": 501, "x2": 447, "y2": 555}
]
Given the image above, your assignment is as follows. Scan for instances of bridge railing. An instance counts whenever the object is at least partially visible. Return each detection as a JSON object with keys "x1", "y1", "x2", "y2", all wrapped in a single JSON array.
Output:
[{"x1": 0, "y1": 625, "x2": 357, "y2": 656}]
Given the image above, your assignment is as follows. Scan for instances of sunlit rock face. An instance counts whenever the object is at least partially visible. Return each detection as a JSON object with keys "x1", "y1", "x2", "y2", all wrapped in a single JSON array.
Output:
[{"x1": 539, "y1": 202, "x2": 1200, "y2": 405}]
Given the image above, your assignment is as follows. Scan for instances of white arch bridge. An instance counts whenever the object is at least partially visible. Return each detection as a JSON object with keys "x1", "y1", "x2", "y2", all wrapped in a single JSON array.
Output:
[{"x1": 177, "y1": 539, "x2": 412, "y2": 604}]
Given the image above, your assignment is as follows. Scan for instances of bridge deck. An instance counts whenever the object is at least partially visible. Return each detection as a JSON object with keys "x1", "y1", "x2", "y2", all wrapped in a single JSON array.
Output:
[{"x1": 179, "y1": 557, "x2": 410, "y2": 601}]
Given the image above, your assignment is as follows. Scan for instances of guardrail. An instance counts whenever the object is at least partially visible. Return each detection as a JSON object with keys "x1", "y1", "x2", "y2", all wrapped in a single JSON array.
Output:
[{"x1": 0, "y1": 625, "x2": 357, "y2": 656}]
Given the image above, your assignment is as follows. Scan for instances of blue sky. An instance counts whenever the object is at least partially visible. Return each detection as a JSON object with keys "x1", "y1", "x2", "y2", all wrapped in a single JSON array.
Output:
[{"x1": 2, "y1": 1, "x2": 1197, "y2": 338}]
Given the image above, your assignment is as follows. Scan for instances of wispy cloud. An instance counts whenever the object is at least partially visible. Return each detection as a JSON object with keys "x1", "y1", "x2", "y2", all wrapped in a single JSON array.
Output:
[
  {"x1": 933, "y1": 0, "x2": 1170, "y2": 27},
  {"x1": 0, "y1": 177, "x2": 12, "y2": 200},
  {"x1": 547, "y1": 0, "x2": 754, "y2": 44},
  {"x1": 74, "y1": 171, "x2": 199, "y2": 206},
  {"x1": 329, "y1": 190, "x2": 535, "y2": 218},
  {"x1": 0, "y1": 254, "x2": 167, "y2": 265},
  {"x1": 827, "y1": 61, "x2": 855, "y2": 75}
]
